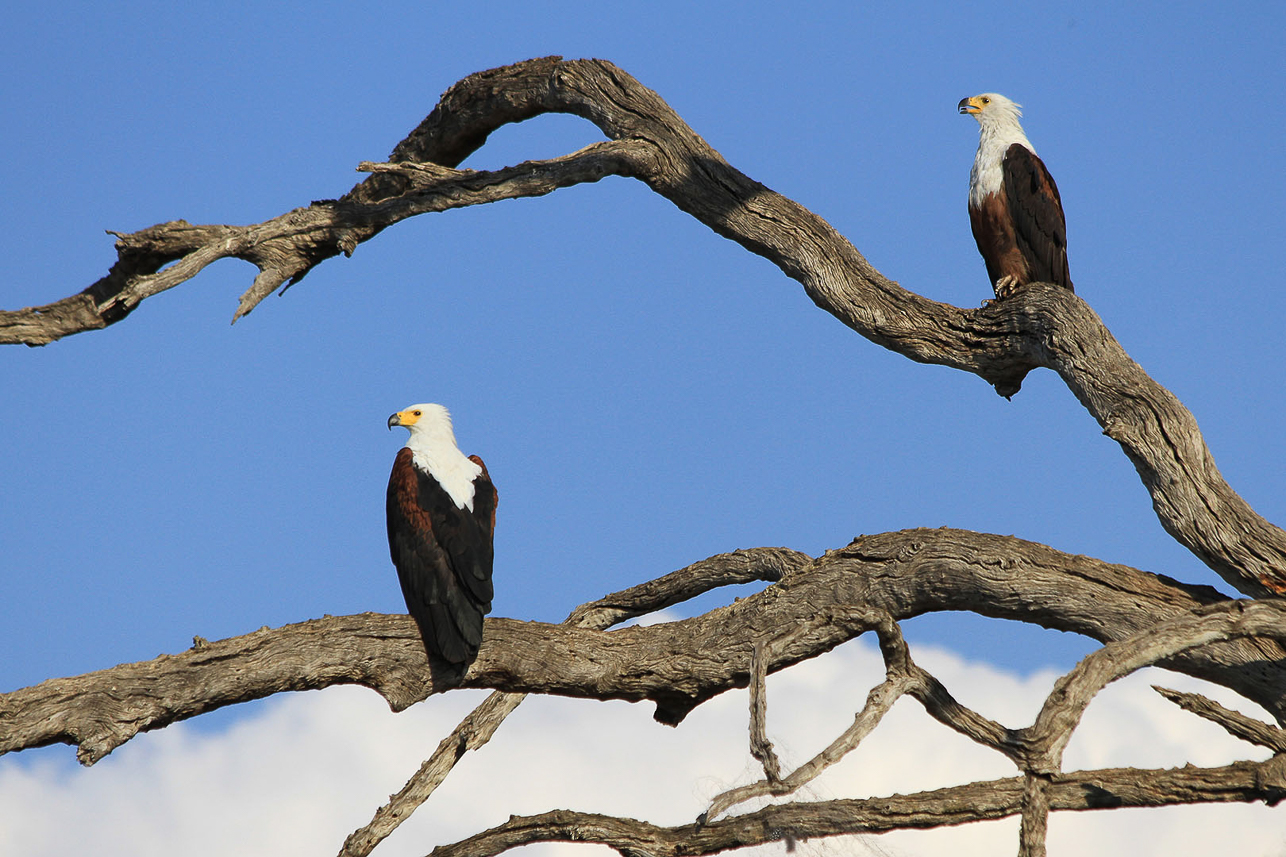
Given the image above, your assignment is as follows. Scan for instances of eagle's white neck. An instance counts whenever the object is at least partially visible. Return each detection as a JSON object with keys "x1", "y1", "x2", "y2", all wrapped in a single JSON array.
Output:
[
  {"x1": 969, "y1": 114, "x2": 1035, "y2": 208},
  {"x1": 405, "y1": 416, "x2": 481, "y2": 512}
]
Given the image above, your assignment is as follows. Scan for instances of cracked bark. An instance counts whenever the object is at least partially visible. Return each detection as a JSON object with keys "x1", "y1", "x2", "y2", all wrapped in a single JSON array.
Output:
[
  {"x1": 4, "y1": 532, "x2": 1285, "y2": 753},
  {"x1": 4, "y1": 57, "x2": 1282, "y2": 602},
  {"x1": 4, "y1": 57, "x2": 1286, "y2": 857}
]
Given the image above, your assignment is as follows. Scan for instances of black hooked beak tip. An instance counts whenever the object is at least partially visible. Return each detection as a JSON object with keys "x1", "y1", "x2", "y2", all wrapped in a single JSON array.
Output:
[
  {"x1": 387, "y1": 413, "x2": 399, "y2": 430},
  {"x1": 957, "y1": 98, "x2": 971, "y2": 114}
]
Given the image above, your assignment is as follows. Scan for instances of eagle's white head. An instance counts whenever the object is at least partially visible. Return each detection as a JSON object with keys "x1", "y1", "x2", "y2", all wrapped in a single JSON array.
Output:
[
  {"x1": 958, "y1": 92, "x2": 1036, "y2": 203},
  {"x1": 958, "y1": 92, "x2": 1022, "y2": 121},
  {"x1": 959, "y1": 92, "x2": 1033, "y2": 144},
  {"x1": 388, "y1": 402, "x2": 454, "y2": 438},
  {"x1": 388, "y1": 403, "x2": 482, "y2": 510}
]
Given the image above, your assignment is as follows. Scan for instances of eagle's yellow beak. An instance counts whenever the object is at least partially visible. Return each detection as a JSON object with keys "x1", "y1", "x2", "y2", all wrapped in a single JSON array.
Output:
[
  {"x1": 389, "y1": 406, "x2": 427, "y2": 430},
  {"x1": 958, "y1": 96, "x2": 983, "y2": 115}
]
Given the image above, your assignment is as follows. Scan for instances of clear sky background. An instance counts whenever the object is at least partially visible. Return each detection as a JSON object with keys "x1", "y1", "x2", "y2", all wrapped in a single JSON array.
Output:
[{"x1": 2, "y1": 3, "x2": 1284, "y2": 855}]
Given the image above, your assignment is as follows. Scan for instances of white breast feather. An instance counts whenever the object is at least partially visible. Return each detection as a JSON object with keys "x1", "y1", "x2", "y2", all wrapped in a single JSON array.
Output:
[
  {"x1": 404, "y1": 426, "x2": 482, "y2": 511},
  {"x1": 969, "y1": 118, "x2": 1036, "y2": 209}
]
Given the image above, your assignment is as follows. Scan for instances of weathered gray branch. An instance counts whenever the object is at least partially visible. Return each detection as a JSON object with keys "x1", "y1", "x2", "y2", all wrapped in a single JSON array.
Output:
[
  {"x1": 0, "y1": 546, "x2": 800, "y2": 765},
  {"x1": 4, "y1": 530, "x2": 1284, "y2": 769},
  {"x1": 337, "y1": 545, "x2": 791, "y2": 857},
  {"x1": 1154, "y1": 685, "x2": 1286, "y2": 752},
  {"x1": 708, "y1": 598, "x2": 1286, "y2": 836},
  {"x1": 1021, "y1": 600, "x2": 1286, "y2": 772},
  {"x1": 706, "y1": 610, "x2": 917, "y2": 820},
  {"x1": 1018, "y1": 775, "x2": 1052, "y2": 857},
  {"x1": 340, "y1": 690, "x2": 526, "y2": 857},
  {"x1": 4, "y1": 57, "x2": 1282, "y2": 600},
  {"x1": 424, "y1": 758, "x2": 1286, "y2": 857},
  {"x1": 6, "y1": 57, "x2": 1286, "y2": 855},
  {"x1": 746, "y1": 643, "x2": 782, "y2": 785}
]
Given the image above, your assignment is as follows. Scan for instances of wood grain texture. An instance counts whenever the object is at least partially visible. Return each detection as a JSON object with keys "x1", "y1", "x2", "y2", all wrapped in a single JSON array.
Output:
[
  {"x1": 3, "y1": 530, "x2": 1283, "y2": 767},
  {"x1": 424, "y1": 759, "x2": 1286, "y2": 857},
  {"x1": 5, "y1": 58, "x2": 1286, "y2": 855},
  {"x1": 4, "y1": 57, "x2": 1281, "y2": 600}
]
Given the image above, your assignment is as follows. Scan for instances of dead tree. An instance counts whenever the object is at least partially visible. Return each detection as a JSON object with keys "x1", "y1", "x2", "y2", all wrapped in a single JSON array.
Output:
[{"x1": 2, "y1": 57, "x2": 1284, "y2": 857}]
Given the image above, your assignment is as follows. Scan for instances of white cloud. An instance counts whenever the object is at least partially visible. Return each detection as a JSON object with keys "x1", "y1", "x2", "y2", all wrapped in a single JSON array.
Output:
[{"x1": 1, "y1": 641, "x2": 1281, "y2": 857}]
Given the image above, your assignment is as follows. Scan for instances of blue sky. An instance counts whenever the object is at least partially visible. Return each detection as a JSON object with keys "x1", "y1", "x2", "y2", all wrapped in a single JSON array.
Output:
[{"x1": 2, "y1": 5, "x2": 1285, "y2": 849}]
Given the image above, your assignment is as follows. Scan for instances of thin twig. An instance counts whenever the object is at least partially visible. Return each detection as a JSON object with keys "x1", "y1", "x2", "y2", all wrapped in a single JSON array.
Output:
[
  {"x1": 748, "y1": 642, "x2": 782, "y2": 784},
  {"x1": 1153, "y1": 686, "x2": 1286, "y2": 752},
  {"x1": 338, "y1": 691, "x2": 526, "y2": 857},
  {"x1": 337, "y1": 548, "x2": 796, "y2": 856},
  {"x1": 706, "y1": 611, "x2": 915, "y2": 820}
]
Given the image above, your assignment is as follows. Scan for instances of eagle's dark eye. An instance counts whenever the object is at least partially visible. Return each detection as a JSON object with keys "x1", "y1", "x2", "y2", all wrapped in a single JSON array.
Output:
[
  {"x1": 981, "y1": 96, "x2": 990, "y2": 104},
  {"x1": 413, "y1": 410, "x2": 422, "y2": 416}
]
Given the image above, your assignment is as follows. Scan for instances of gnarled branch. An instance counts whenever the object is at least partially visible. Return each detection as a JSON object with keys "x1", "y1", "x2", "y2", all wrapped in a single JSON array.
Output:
[
  {"x1": 337, "y1": 544, "x2": 800, "y2": 857},
  {"x1": 4, "y1": 57, "x2": 1282, "y2": 600},
  {"x1": 4, "y1": 530, "x2": 1283, "y2": 768},
  {"x1": 426, "y1": 759, "x2": 1286, "y2": 857},
  {"x1": 7, "y1": 57, "x2": 1286, "y2": 856}
]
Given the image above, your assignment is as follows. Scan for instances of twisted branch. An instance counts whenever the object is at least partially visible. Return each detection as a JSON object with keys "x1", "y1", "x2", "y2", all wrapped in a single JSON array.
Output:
[
  {"x1": 338, "y1": 545, "x2": 798, "y2": 857},
  {"x1": 6, "y1": 57, "x2": 1286, "y2": 855},
  {"x1": 4, "y1": 57, "x2": 1282, "y2": 599},
  {"x1": 708, "y1": 600, "x2": 1286, "y2": 835},
  {"x1": 424, "y1": 759, "x2": 1286, "y2": 857},
  {"x1": 4, "y1": 530, "x2": 1282, "y2": 768}
]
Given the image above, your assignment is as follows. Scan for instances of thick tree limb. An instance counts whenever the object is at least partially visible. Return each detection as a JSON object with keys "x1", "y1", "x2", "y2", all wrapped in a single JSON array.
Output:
[
  {"x1": 425, "y1": 759, "x2": 1286, "y2": 857},
  {"x1": 1019, "y1": 600, "x2": 1286, "y2": 772},
  {"x1": 4, "y1": 57, "x2": 1281, "y2": 599},
  {"x1": 337, "y1": 547, "x2": 797, "y2": 857},
  {"x1": 709, "y1": 599, "x2": 1286, "y2": 831},
  {"x1": 4, "y1": 530, "x2": 1284, "y2": 767},
  {"x1": 0, "y1": 547, "x2": 799, "y2": 765},
  {"x1": 1018, "y1": 775, "x2": 1052, "y2": 857}
]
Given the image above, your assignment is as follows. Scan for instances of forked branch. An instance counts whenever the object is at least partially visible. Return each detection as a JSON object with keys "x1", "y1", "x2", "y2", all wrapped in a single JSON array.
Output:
[
  {"x1": 426, "y1": 759, "x2": 1286, "y2": 857},
  {"x1": 4, "y1": 57, "x2": 1282, "y2": 599},
  {"x1": 339, "y1": 546, "x2": 793, "y2": 857},
  {"x1": 709, "y1": 600, "x2": 1286, "y2": 838},
  {"x1": 6, "y1": 530, "x2": 1280, "y2": 771},
  {"x1": 6, "y1": 56, "x2": 1286, "y2": 857}
]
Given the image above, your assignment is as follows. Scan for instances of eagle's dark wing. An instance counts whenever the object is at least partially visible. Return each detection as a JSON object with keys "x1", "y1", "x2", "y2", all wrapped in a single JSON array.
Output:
[
  {"x1": 1003, "y1": 143, "x2": 1072, "y2": 290},
  {"x1": 386, "y1": 448, "x2": 496, "y2": 670}
]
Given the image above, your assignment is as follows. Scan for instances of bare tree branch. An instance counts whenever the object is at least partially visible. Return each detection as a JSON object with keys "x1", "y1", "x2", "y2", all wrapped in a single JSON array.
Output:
[
  {"x1": 746, "y1": 643, "x2": 782, "y2": 785},
  {"x1": 709, "y1": 600, "x2": 1286, "y2": 832},
  {"x1": 1020, "y1": 600, "x2": 1286, "y2": 772},
  {"x1": 338, "y1": 547, "x2": 795, "y2": 857},
  {"x1": 340, "y1": 690, "x2": 527, "y2": 857},
  {"x1": 1018, "y1": 775, "x2": 1052, "y2": 857},
  {"x1": 5, "y1": 530, "x2": 1284, "y2": 768},
  {"x1": 0, "y1": 547, "x2": 796, "y2": 765},
  {"x1": 5, "y1": 57, "x2": 1282, "y2": 600},
  {"x1": 7, "y1": 57, "x2": 1286, "y2": 854},
  {"x1": 426, "y1": 759, "x2": 1286, "y2": 857},
  {"x1": 1154, "y1": 685, "x2": 1286, "y2": 752},
  {"x1": 706, "y1": 611, "x2": 916, "y2": 821}
]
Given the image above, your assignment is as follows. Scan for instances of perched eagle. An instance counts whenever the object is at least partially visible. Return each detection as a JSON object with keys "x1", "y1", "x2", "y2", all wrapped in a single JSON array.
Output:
[
  {"x1": 958, "y1": 93, "x2": 1072, "y2": 298},
  {"x1": 386, "y1": 403, "x2": 497, "y2": 677}
]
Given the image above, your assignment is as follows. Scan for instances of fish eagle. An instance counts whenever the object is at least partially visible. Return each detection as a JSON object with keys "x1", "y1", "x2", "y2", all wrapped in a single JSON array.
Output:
[
  {"x1": 958, "y1": 93, "x2": 1072, "y2": 298},
  {"x1": 386, "y1": 403, "x2": 497, "y2": 677}
]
